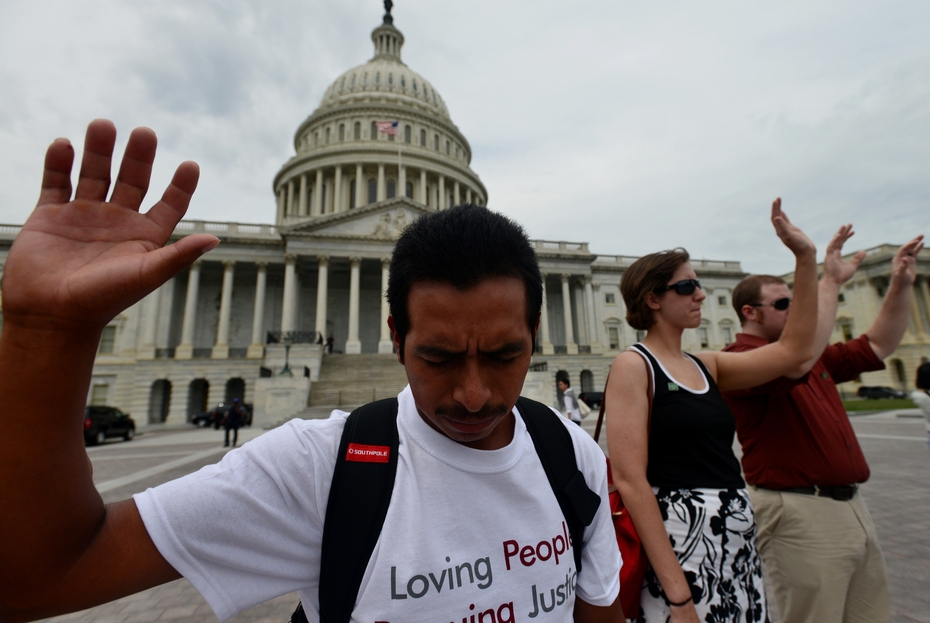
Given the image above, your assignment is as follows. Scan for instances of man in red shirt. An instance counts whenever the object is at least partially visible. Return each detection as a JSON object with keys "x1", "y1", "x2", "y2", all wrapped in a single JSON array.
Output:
[{"x1": 722, "y1": 226, "x2": 924, "y2": 623}]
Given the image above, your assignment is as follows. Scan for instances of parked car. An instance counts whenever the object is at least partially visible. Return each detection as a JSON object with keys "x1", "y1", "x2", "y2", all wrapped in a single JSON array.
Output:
[
  {"x1": 857, "y1": 386, "x2": 907, "y2": 399},
  {"x1": 578, "y1": 392, "x2": 604, "y2": 409},
  {"x1": 192, "y1": 402, "x2": 253, "y2": 428},
  {"x1": 84, "y1": 406, "x2": 136, "y2": 446}
]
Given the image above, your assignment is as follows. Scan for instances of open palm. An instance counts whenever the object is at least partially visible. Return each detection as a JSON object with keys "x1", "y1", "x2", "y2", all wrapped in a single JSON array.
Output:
[{"x1": 2, "y1": 120, "x2": 218, "y2": 331}]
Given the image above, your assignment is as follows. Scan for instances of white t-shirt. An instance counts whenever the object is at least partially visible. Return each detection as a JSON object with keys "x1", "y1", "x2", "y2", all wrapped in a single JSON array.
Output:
[
  {"x1": 562, "y1": 388, "x2": 582, "y2": 423},
  {"x1": 134, "y1": 386, "x2": 620, "y2": 622},
  {"x1": 909, "y1": 390, "x2": 930, "y2": 431}
]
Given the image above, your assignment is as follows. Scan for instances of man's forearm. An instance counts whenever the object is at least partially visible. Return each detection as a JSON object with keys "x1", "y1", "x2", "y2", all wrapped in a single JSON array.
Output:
[
  {"x1": 866, "y1": 280, "x2": 913, "y2": 360},
  {"x1": 0, "y1": 322, "x2": 107, "y2": 604}
]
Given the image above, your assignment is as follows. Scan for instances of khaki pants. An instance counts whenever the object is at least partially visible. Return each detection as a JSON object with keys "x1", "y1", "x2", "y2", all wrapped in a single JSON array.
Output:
[{"x1": 749, "y1": 486, "x2": 889, "y2": 623}]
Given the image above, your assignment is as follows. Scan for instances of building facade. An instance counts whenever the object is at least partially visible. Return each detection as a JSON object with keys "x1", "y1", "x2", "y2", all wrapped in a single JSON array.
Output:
[{"x1": 10, "y1": 7, "x2": 919, "y2": 424}]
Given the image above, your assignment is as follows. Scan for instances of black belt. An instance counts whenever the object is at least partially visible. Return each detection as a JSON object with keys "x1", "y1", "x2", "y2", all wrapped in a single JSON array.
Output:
[{"x1": 760, "y1": 484, "x2": 858, "y2": 501}]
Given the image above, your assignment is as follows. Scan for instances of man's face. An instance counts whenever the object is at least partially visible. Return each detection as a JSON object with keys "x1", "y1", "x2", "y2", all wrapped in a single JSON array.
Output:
[
  {"x1": 557, "y1": 380, "x2": 568, "y2": 393},
  {"x1": 390, "y1": 277, "x2": 536, "y2": 451},
  {"x1": 751, "y1": 283, "x2": 792, "y2": 342}
]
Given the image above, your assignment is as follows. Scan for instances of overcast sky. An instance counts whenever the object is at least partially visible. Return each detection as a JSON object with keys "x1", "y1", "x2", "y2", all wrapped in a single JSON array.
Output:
[{"x1": 1, "y1": 0, "x2": 927, "y2": 273}]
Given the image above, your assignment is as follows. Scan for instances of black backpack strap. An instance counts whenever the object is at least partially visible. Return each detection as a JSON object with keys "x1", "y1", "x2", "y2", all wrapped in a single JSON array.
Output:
[
  {"x1": 314, "y1": 397, "x2": 400, "y2": 623},
  {"x1": 516, "y1": 397, "x2": 601, "y2": 574}
]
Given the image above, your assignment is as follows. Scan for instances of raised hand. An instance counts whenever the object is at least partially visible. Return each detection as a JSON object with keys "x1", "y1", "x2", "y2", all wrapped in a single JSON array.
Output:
[
  {"x1": 823, "y1": 224, "x2": 866, "y2": 286},
  {"x1": 890, "y1": 235, "x2": 925, "y2": 289},
  {"x1": 770, "y1": 197, "x2": 816, "y2": 258},
  {"x1": 1, "y1": 120, "x2": 219, "y2": 333}
]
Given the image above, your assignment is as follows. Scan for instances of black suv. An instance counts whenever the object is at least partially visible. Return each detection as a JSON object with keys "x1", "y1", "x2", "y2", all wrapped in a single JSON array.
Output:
[
  {"x1": 84, "y1": 406, "x2": 136, "y2": 446},
  {"x1": 857, "y1": 386, "x2": 907, "y2": 400},
  {"x1": 192, "y1": 402, "x2": 253, "y2": 429}
]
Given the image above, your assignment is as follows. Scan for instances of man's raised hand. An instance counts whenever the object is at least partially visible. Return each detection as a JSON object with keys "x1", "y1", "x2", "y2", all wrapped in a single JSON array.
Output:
[
  {"x1": 770, "y1": 197, "x2": 816, "y2": 258},
  {"x1": 1, "y1": 119, "x2": 219, "y2": 333},
  {"x1": 890, "y1": 235, "x2": 925, "y2": 289},
  {"x1": 823, "y1": 224, "x2": 866, "y2": 286}
]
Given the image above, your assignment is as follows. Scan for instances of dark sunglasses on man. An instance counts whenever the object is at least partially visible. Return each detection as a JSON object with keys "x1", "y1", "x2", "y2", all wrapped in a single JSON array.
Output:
[
  {"x1": 654, "y1": 279, "x2": 701, "y2": 295},
  {"x1": 749, "y1": 297, "x2": 792, "y2": 311}
]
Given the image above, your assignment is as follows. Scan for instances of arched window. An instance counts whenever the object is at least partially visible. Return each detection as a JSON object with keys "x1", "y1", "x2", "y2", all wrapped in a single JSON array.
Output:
[
  {"x1": 387, "y1": 180, "x2": 396, "y2": 199},
  {"x1": 445, "y1": 140, "x2": 450, "y2": 155},
  {"x1": 406, "y1": 181, "x2": 414, "y2": 198},
  {"x1": 314, "y1": 132, "x2": 319, "y2": 146},
  {"x1": 375, "y1": 72, "x2": 381, "y2": 85},
  {"x1": 351, "y1": 74, "x2": 356, "y2": 86},
  {"x1": 719, "y1": 320, "x2": 734, "y2": 346},
  {"x1": 580, "y1": 370, "x2": 595, "y2": 393},
  {"x1": 419, "y1": 128, "x2": 426, "y2": 145},
  {"x1": 325, "y1": 127, "x2": 330, "y2": 144},
  {"x1": 354, "y1": 122, "x2": 361, "y2": 140},
  {"x1": 363, "y1": 72, "x2": 368, "y2": 85},
  {"x1": 404, "y1": 125, "x2": 411, "y2": 143},
  {"x1": 413, "y1": 79, "x2": 418, "y2": 92},
  {"x1": 698, "y1": 321, "x2": 710, "y2": 348},
  {"x1": 401, "y1": 75, "x2": 406, "y2": 88},
  {"x1": 225, "y1": 378, "x2": 245, "y2": 403},
  {"x1": 148, "y1": 380, "x2": 171, "y2": 424},
  {"x1": 338, "y1": 124, "x2": 345, "y2": 142},
  {"x1": 187, "y1": 379, "x2": 209, "y2": 420},
  {"x1": 434, "y1": 134, "x2": 439, "y2": 150},
  {"x1": 370, "y1": 121, "x2": 377, "y2": 140},
  {"x1": 368, "y1": 179, "x2": 377, "y2": 204},
  {"x1": 388, "y1": 73, "x2": 393, "y2": 85}
]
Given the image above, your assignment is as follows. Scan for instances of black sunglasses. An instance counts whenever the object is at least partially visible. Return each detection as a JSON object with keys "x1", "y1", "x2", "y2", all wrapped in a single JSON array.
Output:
[
  {"x1": 750, "y1": 297, "x2": 792, "y2": 311},
  {"x1": 653, "y1": 279, "x2": 701, "y2": 295}
]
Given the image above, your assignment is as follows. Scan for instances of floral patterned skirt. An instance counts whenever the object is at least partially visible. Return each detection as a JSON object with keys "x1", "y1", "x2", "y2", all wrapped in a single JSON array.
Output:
[{"x1": 635, "y1": 488, "x2": 769, "y2": 623}]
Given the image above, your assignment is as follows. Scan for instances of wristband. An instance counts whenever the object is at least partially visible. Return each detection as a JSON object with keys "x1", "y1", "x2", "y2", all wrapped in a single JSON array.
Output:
[{"x1": 668, "y1": 595, "x2": 693, "y2": 607}]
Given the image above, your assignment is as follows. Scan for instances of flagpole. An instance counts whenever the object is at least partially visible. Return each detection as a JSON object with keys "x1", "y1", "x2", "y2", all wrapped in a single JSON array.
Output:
[{"x1": 397, "y1": 121, "x2": 402, "y2": 196}]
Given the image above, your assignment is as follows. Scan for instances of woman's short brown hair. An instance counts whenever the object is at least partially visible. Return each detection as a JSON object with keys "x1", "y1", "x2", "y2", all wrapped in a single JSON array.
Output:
[{"x1": 621, "y1": 248, "x2": 690, "y2": 331}]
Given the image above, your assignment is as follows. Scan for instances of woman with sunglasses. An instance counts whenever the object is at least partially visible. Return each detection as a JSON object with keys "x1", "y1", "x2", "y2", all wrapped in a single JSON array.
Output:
[{"x1": 606, "y1": 199, "x2": 819, "y2": 623}]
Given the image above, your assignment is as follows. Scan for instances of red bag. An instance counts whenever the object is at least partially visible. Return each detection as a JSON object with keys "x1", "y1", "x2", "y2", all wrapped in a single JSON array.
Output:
[
  {"x1": 606, "y1": 460, "x2": 647, "y2": 617},
  {"x1": 595, "y1": 368, "x2": 653, "y2": 618}
]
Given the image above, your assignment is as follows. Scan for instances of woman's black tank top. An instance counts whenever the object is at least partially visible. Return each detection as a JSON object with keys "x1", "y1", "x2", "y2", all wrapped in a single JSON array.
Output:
[{"x1": 631, "y1": 343, "x2": 744, "y2": 489}]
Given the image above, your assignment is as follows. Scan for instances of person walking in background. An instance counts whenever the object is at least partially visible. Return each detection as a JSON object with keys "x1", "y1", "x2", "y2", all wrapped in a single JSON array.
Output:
[
  {"x1": 910, "y1": 362, "x2": 930, "y2": 453},
  {"x1": 223, "y1": 398, "x2": 244, "y2": 448},
  {"x1": 605, "y1": 199, "x2": 819, "y2": 623},
  {"x1": 722, "y1": 228, "x2": 923, "y2": 623},
  {"x1": 558, "y1": 375, "x2": 582, "y2": 425}
]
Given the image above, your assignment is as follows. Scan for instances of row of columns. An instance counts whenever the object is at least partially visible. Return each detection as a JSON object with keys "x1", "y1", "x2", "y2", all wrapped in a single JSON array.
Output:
[
  {"x1": 907, "y1": 276, "x2": 930, "y2": 337},
  {"x1": 537, "y1": 273, "x2": 602, "y2": 356},
  {"x1": 144, "y1": 256, "x2": 394, "y2": 360},
  {"x1": 277, "y1": 164, "x2": 481, "y2": 220}
]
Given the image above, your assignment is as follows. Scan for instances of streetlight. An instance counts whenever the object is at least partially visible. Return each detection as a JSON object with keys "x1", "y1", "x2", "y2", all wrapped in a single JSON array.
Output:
[{"x1": 280, "y1": 332, "x2": 294, "y2": 377}]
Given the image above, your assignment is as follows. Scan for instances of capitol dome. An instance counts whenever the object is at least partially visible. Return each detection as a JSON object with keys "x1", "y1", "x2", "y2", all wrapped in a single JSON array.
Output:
[{"x1": 272, "y1": 5, "x2": 486, "y2": 226}]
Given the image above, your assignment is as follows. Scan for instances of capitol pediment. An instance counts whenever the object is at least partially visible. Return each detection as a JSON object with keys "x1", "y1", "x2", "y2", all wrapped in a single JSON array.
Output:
[{"x1": 281, "y1": 198, "x2": 432, "y2": 241}]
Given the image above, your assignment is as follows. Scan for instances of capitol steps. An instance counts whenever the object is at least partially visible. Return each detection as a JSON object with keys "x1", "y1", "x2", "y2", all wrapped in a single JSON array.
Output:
[{"x1": 304, "y1": 353, "x2": 408, "y2": 412}]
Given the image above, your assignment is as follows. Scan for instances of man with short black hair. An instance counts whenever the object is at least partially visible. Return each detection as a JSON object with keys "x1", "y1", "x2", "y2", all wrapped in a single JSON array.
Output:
[
  {"x1": 0, "y1": 121, "x2": 622, "y2": 622},
  {"x1": 722, "y1": 225, "x2": 924, "y2": 623}
]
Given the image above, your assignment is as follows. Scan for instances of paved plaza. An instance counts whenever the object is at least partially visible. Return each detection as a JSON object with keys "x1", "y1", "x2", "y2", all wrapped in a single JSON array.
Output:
[{"x1": 39, "y1": 408, "x2": 930, "y2": 623}]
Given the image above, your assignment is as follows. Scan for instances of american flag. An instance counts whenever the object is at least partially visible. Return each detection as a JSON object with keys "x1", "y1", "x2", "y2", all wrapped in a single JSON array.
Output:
[{"x1": 375, "y1": 121, "x2": 399, "y2": 136}]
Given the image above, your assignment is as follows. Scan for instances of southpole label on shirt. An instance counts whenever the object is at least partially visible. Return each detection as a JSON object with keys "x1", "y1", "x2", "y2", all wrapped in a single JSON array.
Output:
[{"x1": 346, "y1": 443, "x2": 391, "y2": 463}]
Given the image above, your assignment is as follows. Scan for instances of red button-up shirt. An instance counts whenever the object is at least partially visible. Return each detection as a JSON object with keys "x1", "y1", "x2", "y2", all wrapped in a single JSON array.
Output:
[{"x1": 722, "y1": 333, "x2": 883, "y2": 488}]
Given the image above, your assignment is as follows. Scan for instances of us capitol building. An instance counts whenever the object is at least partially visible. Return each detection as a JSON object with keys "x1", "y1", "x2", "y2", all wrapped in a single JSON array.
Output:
[{"x1": 1, "y1": 6, "x2": 927, "y2": 424}]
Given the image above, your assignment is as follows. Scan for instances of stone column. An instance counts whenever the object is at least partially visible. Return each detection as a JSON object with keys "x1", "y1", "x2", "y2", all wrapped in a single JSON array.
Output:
[
  {"x1": 419, "y1": 169, "x2": 427, "y2": 204},
  {"x1": 583, "y1": 275, "x2": 602, "y2": 354},
  {"x1": 286, "y1": 180, "x2": 295, "y2": 216},
  {"x1": 561, "y1": 274, "x2": 578, "y2": 354},
  {"x1": 908, "y1": 283, "x2": 925, "y2": 336},
  {"x1": 298, "y1": 174, "x2": 308, "y2": 216},
  {"x1": 212, "y1": 260, "x2": 236, "y2": 359},
  {"x1": 377, "y1": 164, "x2": 386, "y2": 202},
  {"x1": 175, "y1": 260, "x2": 203, "y2": 359},
  {"x1": 465, "y1": 188, "x2": 472, "y2": 204},
  {"x1": 438, "y1": 175, "x2": 446, "y2": 209},
  {"x1": 453, "y1": 180, "x2": 460, "y2": 206},
  {"x1": 399, "y1": 164, "x2": 406, "y2": 199},
  {"x1": 922, "y1": 277, "x2": 930, "y2": 333},
  {"x1": 312, "y1": 169, "x2": 323, "y2": 216},
  {"x1": 137, "y1": 286, "x2": 161, "y2": 360},
  {"x1": 315, "y1": 255, "x2": 329, "y2": 340},
  {"x1": 333, "y1": 166, "x2": 342, "y2": 213},
  {"x1": 379, "y1": 256, "x2": 393, "y2": 353},
  {"x1": 276, "y1": 187, "x2": 285, "y2": 223},
  {"x1": 247, "y1": 262, "x2": 268, "y2": 358},
  {"x1": 346, "y1": 256, "x2": 362, "y2": 354},
  {"x1": 539, "y1": 274, "x2": 554, "y2": 355},
  {"x1": 355, "y1": 164, "x2": 365, "y2": 208},
  {"x1": 281, "y1": 254, "x2": 298, "y2": 334}
]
